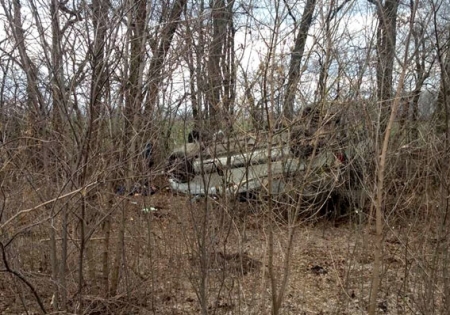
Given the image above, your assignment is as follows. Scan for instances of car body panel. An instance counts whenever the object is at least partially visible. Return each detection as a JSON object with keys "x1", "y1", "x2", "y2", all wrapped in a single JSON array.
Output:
[{"x1": 168, "y1": 129, "x2": 344, "y2": 197}]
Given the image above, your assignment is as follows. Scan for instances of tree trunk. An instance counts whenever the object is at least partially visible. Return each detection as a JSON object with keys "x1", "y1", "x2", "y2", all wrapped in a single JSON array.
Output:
[
  {"x1": 368, "y1": 2, "x2": 410, "y2": 314},
  {"x1": 207, "y1": 0, "x2": 226, "y2": 129},
  {"x1": 283, "y1": 0, "x2": 317, "y2": 121},
  {"x1": 369, "y1": 0, "x2": 400, "y2": 126},
  {"x1": 144, "y1": 0, "x2": 188, "y2": 116},
  {"x1": 435, "y1": 24, "x2": 450, "y2": 134},
  {"x1": 77, "y1": 0, "x2": 108, "y2": 299},
  {"x1": 102, "y1": 215, "x2": 111, "y2": 297}
]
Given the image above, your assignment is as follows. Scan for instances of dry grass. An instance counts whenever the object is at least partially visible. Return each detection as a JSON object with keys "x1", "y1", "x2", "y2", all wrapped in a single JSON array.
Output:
[{"x1": 0, "y1": 186, "x2": 448, "y2": 314}]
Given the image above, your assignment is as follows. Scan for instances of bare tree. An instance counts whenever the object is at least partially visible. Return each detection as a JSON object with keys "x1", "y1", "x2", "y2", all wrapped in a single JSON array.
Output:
[
  {"x1": 2, "y1": 0, "x2": 450, "y2": 314},
  {"x1": 368, "y1": 1, "x2": 415, "y2": 314},
  {"x1": 368, "y1": 0, "x2": 400, "y2": 126},
  {"x1": 283, "y1": 0, "x2": 317, "y2": 121},
  {"x1": 205, "y1": 0, "x2": 236, "y2": 131},
  {"x1": 435, "y1": 22, "x2": 450, "y2": 135},
  {"x1": 144, "y1": 0, "x2": 188, "y2": 116}
]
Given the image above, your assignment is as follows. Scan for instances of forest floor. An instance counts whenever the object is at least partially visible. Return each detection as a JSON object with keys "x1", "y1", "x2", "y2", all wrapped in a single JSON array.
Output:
[{"x1": 0, "y1": 187, "x2": 440, "y2": 314}]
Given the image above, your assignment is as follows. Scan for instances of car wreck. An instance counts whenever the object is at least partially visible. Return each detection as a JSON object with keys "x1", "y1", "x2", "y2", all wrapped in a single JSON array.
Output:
[{"x1": 167, "y1": 109, "x2": 357, "y2": 201}]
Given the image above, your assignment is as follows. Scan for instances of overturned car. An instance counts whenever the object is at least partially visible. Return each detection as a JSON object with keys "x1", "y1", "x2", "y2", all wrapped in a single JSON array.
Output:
[{"x1": 166, "y1": 110, "x2": 362, "y2": 204}]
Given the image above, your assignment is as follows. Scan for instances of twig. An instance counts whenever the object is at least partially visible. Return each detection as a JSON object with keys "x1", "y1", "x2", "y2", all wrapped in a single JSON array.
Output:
[
  {"x1": 0, "y1": 242, "x2": 47, "y2": 314},
  {"x1": 0, "y1": 181, "x2": 98, "y2": 231}
]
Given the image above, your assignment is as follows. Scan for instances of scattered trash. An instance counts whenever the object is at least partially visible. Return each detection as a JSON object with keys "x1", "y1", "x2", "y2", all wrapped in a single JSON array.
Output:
[
  {"x1": 142, "y1": 207, "x2": 158, "y2": 213},
  {"x1": 310, "y1": 265, "x2": 328, "y2": 275},
  {"x1": 190, "y1": 195, "x2": 202, "y2": 203},
  {"x1": 188, "y1": 194, "x2": 219, "y2": 203},
  {"x1": 115, "y1": 182, "x2": 159, "y2": 196},
  {"x1": 378, "y1": 301, "x2": 388, "y2": 313}
]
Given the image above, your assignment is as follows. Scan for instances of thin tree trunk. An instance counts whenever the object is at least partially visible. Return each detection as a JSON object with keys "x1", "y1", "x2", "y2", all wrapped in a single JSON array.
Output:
[
  {"x1": 435, "y1": 24, "x2": 450, "y2": 134},
  {"x1": 77, "y1": 193, "x2": 86, "y2": 302},
  {"x1": 315, "y1": 0, "x2": 350, "y2": 102},
  {"x1": 109, "y1": 203, "x2": 126, "y2": 296},
  {"x1": 75, "y1": 0, "x2": 108, "y2": 300},
  {"x1": 49, "y1": 209, "x2": 60, "y2": 310},
  {"x1": 222, "y1": 0, "x2": 236, "y2": 132},
  {"x1": 368, "y1": 2, "x2": 415, "y2": 313},
  {"x1": 145, "y1": 0, "x2": 188, "y2": 116},
  {"x1": 102, "y1": 215, "x2": 111, "y2": 296},
  {"x1": 368, "y1": 0, "x2": 400, "y2": 127},
  {"x1": 50, "y1": 0, "x2": 66, "y2": 307},
  {"x1": 59, "y1": 204, "x2": 68, "y2": 310},
  {"x1": 283, "y1": 0, "x2": 317, "y2": 121},
  {"x1": 207, "y1": 0, "x2": 226, "y2": 129}
]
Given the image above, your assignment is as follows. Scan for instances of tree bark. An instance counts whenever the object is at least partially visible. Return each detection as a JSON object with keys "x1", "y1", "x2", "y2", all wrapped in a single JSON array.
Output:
[
  {"x1": 369, "y1": 0, "x2": 400, "y2": 125},
  {"x1": 435, "y1": 24, "x2": 450, "y2": 134},
  {"x1": 145, "y1": 0, "x2": 188, "y2": 116},
  {"x1": 283, "y1": 0, "x2": 317, "y2": 121}
]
